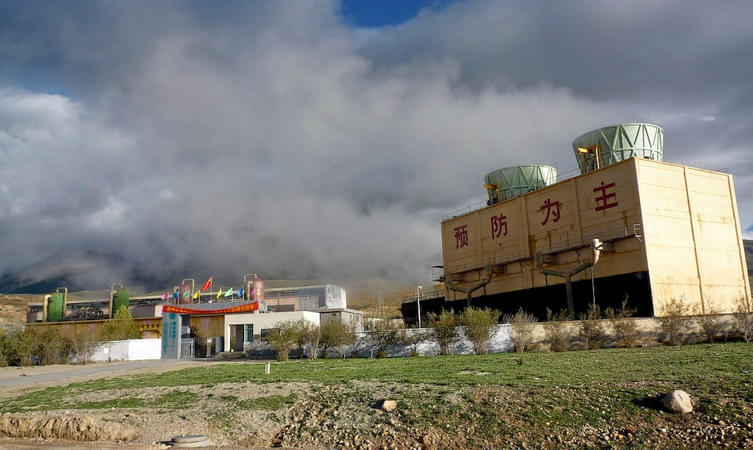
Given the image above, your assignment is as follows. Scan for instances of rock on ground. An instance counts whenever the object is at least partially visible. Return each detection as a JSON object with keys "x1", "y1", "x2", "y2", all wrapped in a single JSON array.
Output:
[{"x1": 662, "y1": 390, "x2": 693, "y2": 414}]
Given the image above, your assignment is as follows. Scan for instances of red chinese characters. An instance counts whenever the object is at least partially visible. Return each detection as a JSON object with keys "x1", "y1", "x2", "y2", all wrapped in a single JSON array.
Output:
[
  {"x1": 454, "y1": 225, "x2": 469, "y2": 249},
  {"x1": 593, "y1": 181, "x2": 618, "y2": 212},
  {"x1": 491, "y1": 213, "x2": 508, "y2": 239},
  {"x1": 539, "y1": 198, "x2": 561, "y2": 225}
]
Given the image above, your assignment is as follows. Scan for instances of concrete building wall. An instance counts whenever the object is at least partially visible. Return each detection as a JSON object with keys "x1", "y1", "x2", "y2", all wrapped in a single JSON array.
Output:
[
  {"x1": 639, "y1": 161, "x2": 752, "y2": 315},
  {"x1": 442, "y1": 158, "x2": 646, "y2": 298},
  {"x1": 223, "y1": 311, "x2": 320, "y2": 351}
]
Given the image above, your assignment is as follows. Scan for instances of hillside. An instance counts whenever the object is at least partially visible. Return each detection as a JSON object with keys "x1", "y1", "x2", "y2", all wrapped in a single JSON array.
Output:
[{"x1": 745, "y1": 239, "x2": 752, "y2": 282}]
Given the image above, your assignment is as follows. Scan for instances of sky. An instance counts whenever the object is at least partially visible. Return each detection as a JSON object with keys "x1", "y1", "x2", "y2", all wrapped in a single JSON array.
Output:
[{"x1": 1, "y1": 0, "x2": 751, "y2": 289}]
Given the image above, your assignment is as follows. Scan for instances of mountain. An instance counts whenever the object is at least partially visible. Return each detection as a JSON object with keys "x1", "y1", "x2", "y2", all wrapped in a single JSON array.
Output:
[
  {"x1": 745, "y1": 239, "x2": 752, "y2": 284},
  {"x1": 0, "y1": 251, "x2": 129, "y2": 294}
]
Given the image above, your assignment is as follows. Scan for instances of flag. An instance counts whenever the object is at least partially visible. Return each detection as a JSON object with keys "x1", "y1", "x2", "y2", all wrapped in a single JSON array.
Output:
[
  {"x1": 224, "y1": 288, "x2": 234, "y2": 298},
  {"x1": 201, "y1": 277, "x2": 212, "y2": 291},
  {"x1": 193, "y1": 291, "x2": 200, "y2": 300},
  {"x1": 161, "y1": 292, "x2": 168, "y2": 301},
  {"x1": 216, "y1": 289, "x2": 223, "y2": 299},
  {"x1": 183, "y1": 290, "x2": 190, "y2": 299},
  {"x1": 237, "y1": 288, "x2": 244, "y2": 299},
  {"x1": 173, "y1": 291, "x2": 179, "y2": 301}
]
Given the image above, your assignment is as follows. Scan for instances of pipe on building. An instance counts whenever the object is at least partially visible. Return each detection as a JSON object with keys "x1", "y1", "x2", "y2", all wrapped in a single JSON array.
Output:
[{"x1": 445, "y1": 265, "x2": 493, "y2": 307}]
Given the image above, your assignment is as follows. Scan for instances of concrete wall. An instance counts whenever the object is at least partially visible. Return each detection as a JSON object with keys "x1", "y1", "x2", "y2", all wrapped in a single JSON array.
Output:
[
  {"x1": 90, "y1": 338, "x2": 161, "y2": 362},
  {"x1": 638, "y1": 161, "x2": 752, "y2": 315}
]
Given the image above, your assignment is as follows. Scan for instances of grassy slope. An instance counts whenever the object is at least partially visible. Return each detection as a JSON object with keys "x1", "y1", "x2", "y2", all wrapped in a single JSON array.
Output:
[{"x1": 1, "y1": 343, "x2": 751, "y2": 447}]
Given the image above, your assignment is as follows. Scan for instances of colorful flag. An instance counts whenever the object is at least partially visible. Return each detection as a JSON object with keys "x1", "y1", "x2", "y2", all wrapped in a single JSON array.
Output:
[
  {"x1": 216, "y1": 289, "x2": 223, "y2": 300},
  {"x1": 224, "y1": 288, "x2": 234, "y2": 298},
  {"x1": 237, "y1": 288, "x2": 244, "y2": 299},
  {"x1": 193, "y1": 291, "x2": 200, "y2": 300},
  {"x1": 183, "y1": 290, "x2": 190, "y2": 299},
  {"x1": 201, "y1": 277, "x2": 212, "y2": 291},
  {"x1": 173, "y1": 291, "x2": 179, "y2": 301},
  {"x1": 161, "y1": 292, "x2": 168, "y2": 301}
]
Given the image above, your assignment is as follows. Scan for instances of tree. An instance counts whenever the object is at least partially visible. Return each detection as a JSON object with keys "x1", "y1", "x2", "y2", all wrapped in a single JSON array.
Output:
[
  {"x1": 429, "y1": 309, "x2": 459, "y2": 355},
  {"x1": 266, "y1": 320, "x2": 302, "y2": 361},
  {"x1": 300, "y1": 321, "x2": 321, "y2": 360},
  {"x1": 101, "y1": 305, "x2": 141, "y2": 341},
  {"x1": 397, "y1": 328, "x2": 431, "y2": 356},
  {"x1": 366, "y1": 320, "x2": 401, "y2": 358},
  {"x1": 320, "y1": 320, "x2": 356, "y2": 358},
  {"x1": 460, "y1": 307, "x2": 500, "y2": 355}
]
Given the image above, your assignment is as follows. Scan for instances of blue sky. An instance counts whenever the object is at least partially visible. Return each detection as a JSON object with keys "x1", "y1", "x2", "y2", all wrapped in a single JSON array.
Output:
[
  {"x1": 340, "y1": 0, "x2": 454, "y2": 27},
  {"x1": 0, "y1": 0, "x2": 751, "y2": 286}
]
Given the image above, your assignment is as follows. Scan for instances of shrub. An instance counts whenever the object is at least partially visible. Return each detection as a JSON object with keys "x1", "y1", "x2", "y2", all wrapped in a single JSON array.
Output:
[
  {"x1": 367, "y1": 320, "x2": 401, "y2": 358},
  {"x1": 300, "y1": 321, "x2": 321, "y2": 360},
  {"x1": 70, "y1": 329, "x2": 98, "y2": 364},
  {"x1": 657, "y1": 297, "x2": 691, "y2": 346},
  {"x1": 267, "y1": 320, "x2": 304, "y2": 361},
  {"x1": 320, "y1": 320, "x2": 356, "y2": 358},
  {"x1": 397, "y1": 328, "x2": 431, "y2": 356},
  {"x1": 460, "y1": 307, "x2": 500, "y2": 355},
  {"x1": 696, "y1": 306, "x2": 721, "y2": 344},
  {"x1": 429, "y1": 309, "x2": 459, "y2": 355},
  {"x1": 734, "y1": 297, "x2": 753, "y2": 343},
  {"x1": 0, "y1": 327, "x2": 71, "y2": 366},
  {"x1": 101, "y1": 306, "x2": 141, "y2": 341},
  {"x1": 605, "y1": 300, "x2": 638, "y2": 348},
  {"x1": 579, "y1": 304, "x2": 605, "y2": 350},
  {"x1": 502, "y1": 308, "x2": 537, "y2": 353},
  {"x1": 545, "y1": 308, "x2": 570, "y2": 352}
]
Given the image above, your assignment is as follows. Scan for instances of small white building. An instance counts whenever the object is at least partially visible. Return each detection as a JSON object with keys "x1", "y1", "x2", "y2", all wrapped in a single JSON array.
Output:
[{"x1": 223, "y1": 310, "x2": 320, "y2": 352}]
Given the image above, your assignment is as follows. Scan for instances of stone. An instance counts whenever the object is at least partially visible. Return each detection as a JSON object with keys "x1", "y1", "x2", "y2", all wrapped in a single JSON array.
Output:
[
  {"x1": 379, "y1": 400, "x2": 397, "y2": 412},
  {"x1": 662, "y1": 390, "x2": 693, "y2": 414}
]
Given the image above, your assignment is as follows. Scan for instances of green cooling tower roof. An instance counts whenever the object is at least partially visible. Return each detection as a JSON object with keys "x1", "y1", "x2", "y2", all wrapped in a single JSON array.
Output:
[
  {"x1": 572, "y1": 123, "x2": 663, "y2": 174},
  {"x1": 484, "y1": 165, "x2": 557, "y2": 204}
]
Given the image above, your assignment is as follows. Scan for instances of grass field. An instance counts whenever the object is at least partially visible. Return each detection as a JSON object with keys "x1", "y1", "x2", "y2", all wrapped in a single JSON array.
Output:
[{"x1": 1, "y1": 343, "x2": 751, "y2": 447}]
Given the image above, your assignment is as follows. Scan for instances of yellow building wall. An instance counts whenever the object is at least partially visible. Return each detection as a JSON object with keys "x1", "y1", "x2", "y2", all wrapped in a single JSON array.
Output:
[
  {"x1": 442, "y1": 158, "x2": 647, "y2": 298},
  {"x1": 637, "y1": 159, "x2": 752, "y2": 315},
  {"x1": 441, "y1": 157, "x2": 752, "y2": 316}
]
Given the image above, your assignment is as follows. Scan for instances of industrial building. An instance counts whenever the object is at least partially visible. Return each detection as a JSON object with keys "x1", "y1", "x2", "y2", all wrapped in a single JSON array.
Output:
[
  {"x1": 26, "y1": 280, "x2": 363, "y2": 358},
  {"x1": 403, "y1": 123, "x2": 751, "y2": 321}
]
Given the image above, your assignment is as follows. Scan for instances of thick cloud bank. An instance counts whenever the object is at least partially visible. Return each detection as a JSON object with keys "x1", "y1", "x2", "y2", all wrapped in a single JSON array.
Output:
[{"x1": 1, "y1": 1, "x2": 751, "y2": 289}]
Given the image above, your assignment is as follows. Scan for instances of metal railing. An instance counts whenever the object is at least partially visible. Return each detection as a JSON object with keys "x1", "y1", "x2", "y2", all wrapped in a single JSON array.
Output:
[
  {"x1": 180, "y1": 339, "x2": 195, "y2": 359},
  {"x1": 400, "y1": 289, "x2": 446, "y2": 305}
]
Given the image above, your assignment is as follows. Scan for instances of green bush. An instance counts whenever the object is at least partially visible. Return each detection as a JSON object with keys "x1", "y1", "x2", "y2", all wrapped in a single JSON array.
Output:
[
  {"x1": 101, "y1": 306, "x2": 141, "y2": 341},
  {"x1": 429, "y1": 309, "x2": 459, "y2": 355},
  {"x1": 267, "y1": 320, "x2": 303, "y2": 361},
  {"x1": 460, "y1": 307, "x2": 500, "y2": 355},
  {"x1": 319, "y1": 320, "x2": 356, "y2": 358},
  {"x1": 366, "y1": 320, "x2": 401, "y2": 358}
]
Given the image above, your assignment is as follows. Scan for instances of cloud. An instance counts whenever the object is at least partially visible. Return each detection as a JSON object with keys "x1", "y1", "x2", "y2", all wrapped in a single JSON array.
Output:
[{"x1": 0, "y1": 1, "x2": 751, "y2": 289}]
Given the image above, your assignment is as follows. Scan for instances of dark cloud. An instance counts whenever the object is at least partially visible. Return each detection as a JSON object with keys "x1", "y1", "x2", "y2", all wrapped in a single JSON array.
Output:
[{"x1": 0, "y1": 0, "x2": 751, "y2": 291}]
